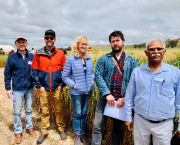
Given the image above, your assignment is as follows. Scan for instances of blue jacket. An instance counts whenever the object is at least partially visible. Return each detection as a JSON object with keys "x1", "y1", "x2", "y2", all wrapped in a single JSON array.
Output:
[
  {"x1": 62, "y1": 54, "x2": 94, "y2": 95},
  {"x1": 95, "y1": 51, "x2": 138, "y2": 98},
  {"x1": 4, "y1": 50, "x2": 34, "y2": 91}
]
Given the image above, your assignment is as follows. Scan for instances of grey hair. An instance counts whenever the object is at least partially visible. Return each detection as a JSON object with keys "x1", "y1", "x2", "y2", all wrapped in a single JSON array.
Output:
[{"x1": 146, "y1": 38, "x2": 166, "y2": 51}]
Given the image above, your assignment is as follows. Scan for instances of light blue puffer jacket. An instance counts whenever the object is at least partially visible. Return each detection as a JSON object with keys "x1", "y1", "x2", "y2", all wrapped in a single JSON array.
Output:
[{"x1": 62, "y1": 54, "x2": 94, "y2": 95}]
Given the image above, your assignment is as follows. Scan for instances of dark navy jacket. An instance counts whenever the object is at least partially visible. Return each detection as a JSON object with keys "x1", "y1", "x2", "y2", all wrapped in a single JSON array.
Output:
[{"x1": 4, "y1": 50, "x2": 34, "y2": 91}]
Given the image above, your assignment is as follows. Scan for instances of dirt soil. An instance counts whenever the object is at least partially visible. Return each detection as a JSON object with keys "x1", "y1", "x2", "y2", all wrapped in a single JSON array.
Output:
[{"x1": 0, "y1": 68, "x2": 79, "y2": 145}]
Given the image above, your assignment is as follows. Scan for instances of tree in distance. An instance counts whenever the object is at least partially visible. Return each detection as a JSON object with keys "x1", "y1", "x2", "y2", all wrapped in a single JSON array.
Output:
[{"x1": 166, "y1": 40, "x2": 178, "y2": 48}]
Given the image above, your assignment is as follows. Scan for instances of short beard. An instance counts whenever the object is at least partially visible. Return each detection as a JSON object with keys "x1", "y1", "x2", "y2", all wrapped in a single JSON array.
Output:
[{"x1": 112, "y1": 47, "x2": 122, "y2": 53}]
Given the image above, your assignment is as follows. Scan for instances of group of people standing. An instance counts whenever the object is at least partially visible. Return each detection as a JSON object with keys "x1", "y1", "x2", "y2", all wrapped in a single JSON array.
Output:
[{"x1": 4, "y1": 29, "x2": 180, "y2": 145}]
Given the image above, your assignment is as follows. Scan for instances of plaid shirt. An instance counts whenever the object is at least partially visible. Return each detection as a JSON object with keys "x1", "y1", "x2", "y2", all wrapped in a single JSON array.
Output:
[{"x1": 109, "y1": 51, "x2": 125, "y2": 100}]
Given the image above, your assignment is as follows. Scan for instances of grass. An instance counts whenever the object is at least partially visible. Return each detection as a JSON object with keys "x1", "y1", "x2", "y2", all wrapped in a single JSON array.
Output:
[
  {"x1": 6, "y1": 123, "x2": 14, "y2": 129},
  {"x1": 0, "y1": 55, "x2": 8, "y2": 67}
]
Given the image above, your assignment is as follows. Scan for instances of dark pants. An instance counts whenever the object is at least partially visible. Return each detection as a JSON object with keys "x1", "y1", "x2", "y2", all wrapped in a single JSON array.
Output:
[{"x1": 91, "y1": 97, "x2": 124, "y2": 145}]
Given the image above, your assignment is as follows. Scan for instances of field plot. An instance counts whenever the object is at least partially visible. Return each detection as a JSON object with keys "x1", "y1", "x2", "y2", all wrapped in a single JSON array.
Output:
[{"x1": 1, "y1": 46, "x2": 180, "y2": 144}]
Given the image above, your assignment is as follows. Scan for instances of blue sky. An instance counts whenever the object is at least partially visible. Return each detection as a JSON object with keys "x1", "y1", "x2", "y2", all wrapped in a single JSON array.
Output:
[{"x1": 0, "y1": 0, "x2": 179, "y2": 50}]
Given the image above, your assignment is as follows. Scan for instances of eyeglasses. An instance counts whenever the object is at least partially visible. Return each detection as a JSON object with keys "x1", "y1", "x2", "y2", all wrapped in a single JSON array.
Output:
[
  {"x1": 148, "y1": 47, "x2": 164, "y2": 52},
  {"x1": 45, "y1": 37, "x2": 54, "y2": 40},
  {"x1": 16, "y1": 41, "x2": 26, "y2": 45}
]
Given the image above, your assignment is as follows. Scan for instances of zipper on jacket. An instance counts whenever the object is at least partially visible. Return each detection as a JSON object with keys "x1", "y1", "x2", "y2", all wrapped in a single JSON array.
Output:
[
  {"x1": 81, "y1": 58, "x2": 88, "y2": 94},
  {"x1": 85, "y1": 59, "x2": 88, "y2": 94},
  {"x1": 50, "y1": 56, "x2": 51, "y2": 92},
  {"x1": 23, "y1": 57, "x2": 26, "y2": 89}
]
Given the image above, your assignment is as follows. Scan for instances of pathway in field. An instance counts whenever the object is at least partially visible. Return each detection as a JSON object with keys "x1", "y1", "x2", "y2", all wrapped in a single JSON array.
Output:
[{"x1": 0, "y1": 68, "x2": 79, "y2": 145}]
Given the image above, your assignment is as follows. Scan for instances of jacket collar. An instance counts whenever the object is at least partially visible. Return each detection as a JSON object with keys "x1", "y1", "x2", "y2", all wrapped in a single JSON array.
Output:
[
  {"x1": 74, "y1": 54, "x2": 91, "y2": 60},
  {"x1": 37, "y1": 46, "x2": 58, "y2": 56},
  {"x1": 143, "y1": 62, "x2": 169, "y2": 73},
  {"x1": 107, "y1": 51, "x2": 130, "y2": 60},
  {"x1": 16, "y1": 49, "x2": 28, "y2": 58}
]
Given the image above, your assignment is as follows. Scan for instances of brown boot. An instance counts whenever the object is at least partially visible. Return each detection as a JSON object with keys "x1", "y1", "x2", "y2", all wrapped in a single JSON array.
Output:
[
  {"x1": 26, "y1": 128, "x2": 36, "y2": 136},
  {"x1": 15, "y1": 133, "x2": 22, "y2": 144}
]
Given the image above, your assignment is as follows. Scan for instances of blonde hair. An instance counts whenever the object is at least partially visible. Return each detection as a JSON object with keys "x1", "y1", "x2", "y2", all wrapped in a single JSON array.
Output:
[{"x1": 72, "y1": 36, "x2": 89, "y2": 59}]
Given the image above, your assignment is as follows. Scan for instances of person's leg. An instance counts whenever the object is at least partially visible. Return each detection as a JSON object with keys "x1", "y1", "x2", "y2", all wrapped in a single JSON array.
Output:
[
  {"x1": 13, "y1": 91, "x2": 24, "y2": 134},
  {"x1": 39, "y1": 91, "x2": 51, "y2": 135},
  {"x1": 91, "y1": 98, "x2": 107, "y2": 145},
  {"x1": 152, "y1": 119, "x2": 173, "y2": 145},
  {"x1": 52, "y1": 89, "x2": 66, "y2": 132},
  {"x1": 24, "y1": 87, "x2": 34, "y2": 130},
  {"x1": 111, "y1": 118, "x2": 124, "y2": 145},
  {"x1": 80, "y1": 94, "x2": 90, "y2": 145},
  {"x1": 133, "y1": 113, "x2": 151, "y2": 145},
  {"x1": 70, "y1": 94, "x2": 82, "y2": 135},
  {"x1": 81, "y1": 94, "x2": 89, "y2": 134},
  {"x1": 71, "y1": 94, "x2": 82, "y2": 144}
]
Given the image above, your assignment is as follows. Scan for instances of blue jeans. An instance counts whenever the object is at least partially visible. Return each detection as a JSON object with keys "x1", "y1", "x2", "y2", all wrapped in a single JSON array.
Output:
[
  {"x1": 92, "y1": 97, "x2": 124, "y2": 145},
  {"x1": 13, "y1": 87, "x2": 34, "y2": 134},
  {"x1": 70, "y1": 94, "x2": 89, "y2": 135}
]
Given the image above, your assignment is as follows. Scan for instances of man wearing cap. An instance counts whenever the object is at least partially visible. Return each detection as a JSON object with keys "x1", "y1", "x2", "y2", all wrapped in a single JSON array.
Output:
[
  {"x1": 4, "y1": 36, "x2": 36, "y2": 144},
  {"x1": 124, "y1": 38, "x2": 180, "y2": 144},
  {"x1": 31, "y1": 29, "x2": 67, "y2": 143}
]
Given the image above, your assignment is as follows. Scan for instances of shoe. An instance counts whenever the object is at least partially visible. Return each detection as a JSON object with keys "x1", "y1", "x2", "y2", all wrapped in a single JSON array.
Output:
[
  {"x1": 74, "y1": 135, "x2": 81, "y2": 145},
  {"x1": 15, "y1": 133, "x2": 22, "y2": 144},
  {"x1": 59, "y1": 131, "x2": 67, "y2": 140},
  {"x1": 81, "y1": 134, "x2": 90, "y2": 145},
  {"x1": 37, "y1": 134, "x2": 48, "y2": 144},
  {"x1": 26, "y1": 128, "x2": 36, "y2": 136}
]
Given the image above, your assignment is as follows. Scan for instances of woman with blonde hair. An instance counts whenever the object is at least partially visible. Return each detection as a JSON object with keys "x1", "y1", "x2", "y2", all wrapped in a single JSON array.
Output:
[{"x1": 62, "y1": 36, "x2": 94, "y2": 145}]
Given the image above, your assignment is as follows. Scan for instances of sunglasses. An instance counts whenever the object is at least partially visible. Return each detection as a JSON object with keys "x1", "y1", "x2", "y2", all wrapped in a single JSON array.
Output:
[
  {"x1": 45, "y1": 37, "x2": 54, "y2": 40},
  {"x1": 148, "y1": 47, "x2": 164, "y2": 52}
]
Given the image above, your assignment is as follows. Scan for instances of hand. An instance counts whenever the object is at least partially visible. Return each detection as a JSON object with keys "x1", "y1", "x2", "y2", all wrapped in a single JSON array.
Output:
[
  {"x1": 177, "y1": 131, "x2": 180, "y2": 138},
  {"x1": 125, "y1": 121, "x2": 133, "y2": 131},
  {"x1": 117, "y1": 98, "x2": 125, "y2": 108},
  {"x1": 39, "y1": 87, "x2": 46, "y2": 92},
  {"x1": 55, "y1": 85, "x2": 62, "y2": 91},
  {"x1": 6, "y1": 90, "x2": 12, "y2": 99},
  {"x1": 106, "y1": 94, "x2": 115, "y2": 107},
  {"x1": 73, "y1": 85, "x2": 76, "y2": 89}
]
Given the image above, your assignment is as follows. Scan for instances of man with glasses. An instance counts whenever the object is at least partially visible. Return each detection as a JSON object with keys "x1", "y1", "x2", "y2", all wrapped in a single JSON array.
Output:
[
  {"x1": 31, "y1": 29, "x2": 67, "y2": 144},
  {"x1": 4, "y1": 36, "x2": 35, "y2": 144},
  {"x1": 124, "y1": 38, "x2": 180, "y2": 144}
]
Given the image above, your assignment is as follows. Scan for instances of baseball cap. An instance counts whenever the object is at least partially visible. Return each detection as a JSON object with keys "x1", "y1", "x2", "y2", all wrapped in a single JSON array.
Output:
[
  {"x1": 45, "y1": 29, "x2": 56, "y2": 37},
  {"x1": 15, "y1": 36, "x2": 27, "y2": 43}
]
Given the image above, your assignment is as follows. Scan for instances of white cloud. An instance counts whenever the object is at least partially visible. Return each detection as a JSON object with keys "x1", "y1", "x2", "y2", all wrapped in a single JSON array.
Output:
[{"x1": 0, "y1": 0, "x2": 179, "y2": 50}]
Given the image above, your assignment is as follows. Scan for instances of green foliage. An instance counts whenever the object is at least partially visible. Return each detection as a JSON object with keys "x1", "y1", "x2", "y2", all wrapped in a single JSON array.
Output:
[
  {"x1": 136, "y1": 58, "x2": 148, "y2": 66},
  {"x1": 66, "y1": 46, "x2": 72, "y2": 51},
  {"x1": 166, "y1": 40, "x2": 178, "y2": 48},
  {"x1": 0, "y1": 50, "x2": 5, "y2": 55},
  {"x1": 169, "y1": 58, "x2": 180, "y2": 69},
  {"x1": 58, "y1": 46, "x2": 71, "y2": 51},
  {"x1": 58, "y1": 47, "x2": 64, "y2": 51},
  {"x1": 134, "y1": 43, "x2": 146, "y2": 49}
]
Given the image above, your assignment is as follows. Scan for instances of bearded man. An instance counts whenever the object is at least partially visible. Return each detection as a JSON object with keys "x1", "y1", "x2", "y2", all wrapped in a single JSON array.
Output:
[
  {"x1": 91, "y1": 30, "x2": 138, "y2": 145},
  {"x1": 31, "y1": 29, "x2": 67, "y2": 144}
]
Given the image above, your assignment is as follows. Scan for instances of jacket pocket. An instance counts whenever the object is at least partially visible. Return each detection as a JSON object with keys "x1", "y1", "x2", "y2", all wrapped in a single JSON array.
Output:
[{"x1": 76, "y1": 83, "x2": 86, "y2": 94}]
